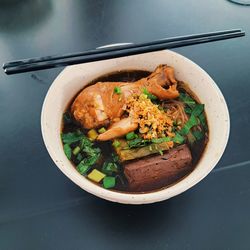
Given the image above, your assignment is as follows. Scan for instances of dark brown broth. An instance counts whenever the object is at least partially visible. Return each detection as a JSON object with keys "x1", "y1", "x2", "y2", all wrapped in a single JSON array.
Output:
[{"x1": 62, "y1": 70, "x2": 208, "y2": 193}]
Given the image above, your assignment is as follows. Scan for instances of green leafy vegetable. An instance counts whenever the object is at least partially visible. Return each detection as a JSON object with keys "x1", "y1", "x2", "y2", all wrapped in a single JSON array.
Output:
[
  {"x1": 179, "y1": 93, "x2": 196, "y2": 109},
  {"x1": 85, "y1": 155, "x2": 100, "y2": 166},
  {"x1": 173, "y1": 133, "x2": 185, "y2": 144},
  {"x1": 63, "y1": 144, "x2": 72, "y2": 159},
  {"x1": 80, "y1": 136, "x2": 93, "y2": 149},
  {"x1": 127, "y1": 138, "x2": 149, "y2": 149},
  {"x1": 111, "y1": 153, "x2": 120, "y2": 163},
  {"x1": 112, "y1": 140, "x2": 121, "y2": 148},
  {"x1": 184, "y1": 107, "x2": 192, "y2": 115},
  {"x1": 61, "y1": 132, "x2": 85, "y2": 145},
  {"x1": 142, "y1": 88, "x2": 157, "y2": 100},
  {"x1": 151, "y1": 137, "x2": 171, "y2": 144},
  {"x1": 193, "y1": 130, "x2": 204, "y2": 140},
  {"x1": 77, "y1": 152, "x2": 100, "y2": 175},
  {"x1": 63, "y1": 134, "x2": 101, "y2": 175},
  {"x1": 126, "y1": 132, "x2": 137, "y2": 140},
  {"x1": 114, "y1": 86, "x2": 122, "y2": 94},
  {"x1": 199, "y1": 113, "x2": 208, "y2": 131},
  {"x1": 179, "y1": 93, "x2": 207, "y2": 142},
  {"x1": 77, "y1": 161, "x2": 91, "y2": 175},
  {"x1": 103, "y1": 176, "x2": 116, "y2": 189},
  {"x1": 192, "y1": 104, "x2": 204, "y2": 117},
  {"x1": 82, "y1": 145, "x2": 100, "y2": 156},
  {"x1": 102, "y1": 162, "x2": 118, "y2": 175},
  {"x1": 180, "y1": 114, "x2": 198, "y2": 135}
]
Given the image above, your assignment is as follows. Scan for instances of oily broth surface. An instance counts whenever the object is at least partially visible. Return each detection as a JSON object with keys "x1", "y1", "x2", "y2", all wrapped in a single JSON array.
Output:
[{"x1": 61, "y1": 70, "x2": 208, "y2": 193}]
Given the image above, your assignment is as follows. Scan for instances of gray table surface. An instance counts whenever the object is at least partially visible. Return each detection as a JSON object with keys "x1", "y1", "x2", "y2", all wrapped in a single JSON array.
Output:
[{"x1": 0, "y1": 0, "x2": 250, "y2": 249}]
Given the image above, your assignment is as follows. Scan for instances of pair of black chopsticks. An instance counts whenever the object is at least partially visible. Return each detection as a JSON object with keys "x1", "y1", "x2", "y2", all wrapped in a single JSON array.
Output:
[{"x1": 3, "y1": 29, "x2": 245, "y2": 75}]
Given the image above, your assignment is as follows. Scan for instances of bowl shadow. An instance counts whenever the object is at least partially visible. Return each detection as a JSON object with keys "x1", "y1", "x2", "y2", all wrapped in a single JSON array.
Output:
[{"x1": 76, "y1": 194, "x2": 190, "y2": 241}]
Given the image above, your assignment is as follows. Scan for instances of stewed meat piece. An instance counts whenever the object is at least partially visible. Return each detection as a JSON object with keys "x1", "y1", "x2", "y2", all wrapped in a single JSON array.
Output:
[{"x1": 124, "y1": 144, "x2": 192, "y2": 192}]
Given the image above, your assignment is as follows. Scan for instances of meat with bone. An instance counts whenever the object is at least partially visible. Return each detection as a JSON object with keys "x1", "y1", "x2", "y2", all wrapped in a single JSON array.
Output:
[{"x1": 71, "y1": 65, "x2": 179, "y2": 131}]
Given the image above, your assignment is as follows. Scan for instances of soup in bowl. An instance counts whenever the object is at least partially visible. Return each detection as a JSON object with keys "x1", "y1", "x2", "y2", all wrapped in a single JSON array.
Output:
[{"x1": 41, "y1": 50, "x2": 229, "y2": 204}]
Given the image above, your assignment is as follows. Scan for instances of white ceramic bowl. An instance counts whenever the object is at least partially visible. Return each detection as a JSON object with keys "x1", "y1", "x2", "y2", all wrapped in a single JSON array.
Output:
[{"x1": 41, "y1": 50, "x2": 230, "y2": 204}]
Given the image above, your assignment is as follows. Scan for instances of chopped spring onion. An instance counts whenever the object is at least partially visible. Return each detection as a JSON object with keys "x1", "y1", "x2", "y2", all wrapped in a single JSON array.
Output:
[
  {"x1": 73, "y1": 146, "x2": 81, "y2": 155},
  {"x1": 126, "y1": 132, "x2": 137, "y2": 140},
  {"x1": 98, "y1": 127, "x2": 106, "y2": 134},
  {"x1": 88, "y1": 169, "x2": 106, "y2": 183},
  {"x1": 114, "y1": 86, "x2": 122, "y2": 94},
  {"x1": 103, "y1": 176, "x2": 116, "y2": 189},
  {"x1": 63, "y1": 144, "x2": 72, "y2": 159},
  {"x1": 112, "y1": 140, "x2": 121, "y2": 148}
]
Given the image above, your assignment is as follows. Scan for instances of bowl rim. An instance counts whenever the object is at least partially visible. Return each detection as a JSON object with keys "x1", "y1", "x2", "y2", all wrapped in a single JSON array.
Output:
[{"x1": 41, "y1": 49, "x2": 230, "y2": 204}]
